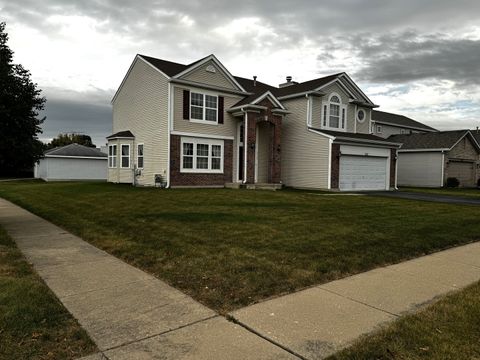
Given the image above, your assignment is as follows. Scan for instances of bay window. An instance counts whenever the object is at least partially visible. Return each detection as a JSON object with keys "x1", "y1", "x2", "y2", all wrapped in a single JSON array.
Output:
[
  {"x1": 121, "y1": 144, "x2": 130, "y2": 168},
  {"x1": 108, "y1": 144, "x2": 117, "y2": 168}
]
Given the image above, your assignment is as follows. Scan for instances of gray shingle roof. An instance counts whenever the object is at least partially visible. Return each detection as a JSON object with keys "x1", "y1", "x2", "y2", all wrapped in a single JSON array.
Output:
[
  {"x1": 45, "y1": 143, "x2": 107, "y2": 158},
  {"x1": 311, "y1": 129, "x2": 401, "y2": 146},
  {"x1": 106, "y1": 130, "x2": 134, "y2": 139},
  {"x1": 373, "y1": 110, "x2": 437, "y2": 132},
  {"x1": 389, "y1": 130, "x2": 473, "y2": 150}
]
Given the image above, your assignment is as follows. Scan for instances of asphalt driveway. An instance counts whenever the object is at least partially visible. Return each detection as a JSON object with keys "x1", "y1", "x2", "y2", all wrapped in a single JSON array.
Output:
[{"x1": 369, "y1": 191, "x2": 480, "y2": 206}]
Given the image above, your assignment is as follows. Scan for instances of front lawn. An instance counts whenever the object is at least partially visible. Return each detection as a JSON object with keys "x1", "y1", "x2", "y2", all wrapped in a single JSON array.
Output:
[
  {"x1": 330, "y1": 281, "x2": 480, "y2": 359},
  {"x1": 401, "y1": 186, "x2": 480, "y2": 199},
  {"x1": 1, "y1": 181, "x2": 480, "y2": 313},
  {"x1": 0, "y1": 226, "x2": 97, "y2": 359}
]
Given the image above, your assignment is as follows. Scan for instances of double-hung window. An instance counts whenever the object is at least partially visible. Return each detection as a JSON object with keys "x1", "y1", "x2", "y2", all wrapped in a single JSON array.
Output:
[
  {"x1": 321, "y1": 93, "x2": 347, "y2": 131},
  {"x1": 121, "y1": 144, "x2": 130, "y2": 168},
  {"x1": 108, "y1": 144, "x2": 117, "y2": 168},
  {"x1": 190, "y1": 92, "x2": 218, "y2": 123},
  {"x1": 181, "y1": 137, "x2": 223, "y2": 173},
  {"x1": 137, "y1": 144, "x2": 144, "y2": 169}
]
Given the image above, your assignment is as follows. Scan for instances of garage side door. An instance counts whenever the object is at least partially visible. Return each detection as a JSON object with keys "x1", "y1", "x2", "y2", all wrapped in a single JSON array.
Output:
[
  {"x1": 339, "y1": 156, "x2": 388, "y2": 191},
  {"x1": 448, "y1": 161, "x2": 475, "y2": 187}
]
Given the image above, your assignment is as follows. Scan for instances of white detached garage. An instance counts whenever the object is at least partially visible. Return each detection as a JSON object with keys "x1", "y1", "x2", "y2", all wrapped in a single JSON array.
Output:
[{"x1": 35, "y1": 143, "x2": 108, "y2": 181}]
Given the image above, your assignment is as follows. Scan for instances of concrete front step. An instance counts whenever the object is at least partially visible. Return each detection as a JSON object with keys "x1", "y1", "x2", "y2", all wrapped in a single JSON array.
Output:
[{"x1": 225, "y1": 183, "x2": 283, "y2": 190}]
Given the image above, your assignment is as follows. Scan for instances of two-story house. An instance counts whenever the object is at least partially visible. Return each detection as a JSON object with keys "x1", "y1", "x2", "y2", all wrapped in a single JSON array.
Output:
[
  {"x1": 371, "y1": 110, "x2": 437, "y2": 138},
  {"x1": 107, "y1": 54, "x2": 401, "y2": 191}
]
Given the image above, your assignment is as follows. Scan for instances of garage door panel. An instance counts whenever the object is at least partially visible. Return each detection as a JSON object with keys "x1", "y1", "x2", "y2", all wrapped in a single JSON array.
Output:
[{"x1": 340, "y1": 156, "x2": 388, "y2": 191}]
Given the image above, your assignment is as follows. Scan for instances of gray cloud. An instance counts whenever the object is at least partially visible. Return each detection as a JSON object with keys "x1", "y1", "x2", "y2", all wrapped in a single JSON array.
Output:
[
  {"x1": 347, "y1": 32, "x2": 480, "y2": 87},
  {"x1": 39, "y1": 88, "x2": 113, "y2": 146}
]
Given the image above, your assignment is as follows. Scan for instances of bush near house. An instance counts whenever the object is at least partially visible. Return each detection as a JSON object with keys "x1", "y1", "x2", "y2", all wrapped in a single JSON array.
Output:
[{"x1": 446, "y1": 177, "x2": 460, "y2": 188}]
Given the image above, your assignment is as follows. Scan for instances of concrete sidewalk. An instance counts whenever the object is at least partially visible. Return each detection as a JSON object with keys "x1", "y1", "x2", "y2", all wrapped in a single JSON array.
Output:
[
  {"x1": 231, "y1": 241, "x2": 480, "y2": 359},
  {"x1": 0, "y1": 198, "x2": 295, "y2": 360}
]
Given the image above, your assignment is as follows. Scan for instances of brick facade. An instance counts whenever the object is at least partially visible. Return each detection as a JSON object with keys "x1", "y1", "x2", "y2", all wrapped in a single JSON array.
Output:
[
  {"x1": 169, "y1": 135, "x2": 233, "y2": 186},
  {"x1": 245, "y1": 99, "x2": 282, "y2": 184},
  {"x1": 330, "y1": 143, "x2": 341, "y2": 189},
  {"x1": 390, "y1": 148, "x2": 397, "y2": 188}
]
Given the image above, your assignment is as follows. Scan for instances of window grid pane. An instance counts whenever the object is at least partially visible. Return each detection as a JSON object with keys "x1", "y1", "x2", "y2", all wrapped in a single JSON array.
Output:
[
  {"x1": 205, "y1": 108, "x2": 217, "y2": 121},
  {"x1": 191, "y1": 106, "x2": 203, "y2": 120},
  {"x1": 197, "y1": 144, "x2": 209, "y2": 156},
  {"x1": 196, "y1": 157, "x2": 208, "y2": 169},
  {"x1": 183, "y1": 156, "x2": 193, "y2": 169},
  {"x1": 211, "y1": 158, "x2": 221, "y2": 170},
  {"x1": 205, "y1": 95, "x2": 217, "y2": 109},
  {"x1": 183, "y1": 143, "x2": 193, "y2": 156},
  {"x1": 191, "y1": 93, "x2": 203, "y2": 106}
]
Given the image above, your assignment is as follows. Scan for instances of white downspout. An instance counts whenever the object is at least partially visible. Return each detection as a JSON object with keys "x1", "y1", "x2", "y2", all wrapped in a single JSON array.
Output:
[
  {"x1": 441, "y1": 151, "x2": 445, "y2": 187},
  {"x1": 243, "y1": 109, "x2": 248, "y2": 183},
  {"x1": 166, "y1": 82, "x2": 172, "y2": 188},
  {"x1": 394, "y1": 149, "x2": 399, "y2": 190}
]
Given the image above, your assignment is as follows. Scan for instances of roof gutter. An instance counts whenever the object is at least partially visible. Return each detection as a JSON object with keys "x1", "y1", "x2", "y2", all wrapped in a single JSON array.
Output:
[
  {"x1": 372, "y1": 120, "x2": 438, "y2": 132},
  {"x1": 349, "y1": 100, "x2": 379, "y2": 108},
  {"x1": 169, "y1": 79, "x2": 251, "y2": 96},
  {"x1": 277, "y1": 90, "x2": 326, "y2": 101}
]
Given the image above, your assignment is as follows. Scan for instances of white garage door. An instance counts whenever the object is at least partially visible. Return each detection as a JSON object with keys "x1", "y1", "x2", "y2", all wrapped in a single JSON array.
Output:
[{"x1": 340, "y1": 156, "x2": 388, "y2": 191}]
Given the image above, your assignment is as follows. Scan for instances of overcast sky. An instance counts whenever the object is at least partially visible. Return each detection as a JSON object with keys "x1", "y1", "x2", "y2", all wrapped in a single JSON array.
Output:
[{"x1": 2, "y1": 1, "x2": 480, "y2": 146}]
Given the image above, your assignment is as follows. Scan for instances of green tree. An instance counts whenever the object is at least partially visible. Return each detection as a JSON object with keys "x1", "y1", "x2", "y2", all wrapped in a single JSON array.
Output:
[
  {"x1": 0, "y1": 22, "x2": 45, "y2": 177},
  {"x1": 47, "y1": 133, "x2": 96, "y2": 149}
]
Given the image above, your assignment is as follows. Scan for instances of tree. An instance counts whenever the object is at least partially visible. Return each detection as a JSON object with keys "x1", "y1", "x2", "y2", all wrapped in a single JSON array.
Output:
[
  {"x1": 47, "y1": 133, "x2": 96, "y2": 149},
  {"x1": 0, "y1": 22, "x2": 45, "y2": 177}
]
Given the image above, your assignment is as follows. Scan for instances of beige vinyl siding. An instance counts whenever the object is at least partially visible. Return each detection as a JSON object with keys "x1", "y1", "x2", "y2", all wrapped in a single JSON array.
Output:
[
  {"x1": 374, "y1": 123, "x2": 422, "y2": 138},
  {"x1": 356, "y1": 107, "x2": 371, "y2": 134},
  {"x1": 173, "y1": 86, "x2": 241, "y2": 137},
  {"x1": 180, "y1": 60, "x2": 238, "y2": 91},
  {"x1": 311, "y1": 96, "x2": 322, "y2": 128},
  {"x1": 111, "y1": 58, "x2": 169, "y2": 186},
  {"x1": 312, "y1": 82, "x2": 356, "y2": 133},
  {"x1": 107, "y1": 138, "x2": 135, "y2": 184},
  {"x1": 281, "y1": 98, "x2": 330, "y2": 189},
  {"x1": 256, "y1": 123, "x2": 270, "y2": 183}
]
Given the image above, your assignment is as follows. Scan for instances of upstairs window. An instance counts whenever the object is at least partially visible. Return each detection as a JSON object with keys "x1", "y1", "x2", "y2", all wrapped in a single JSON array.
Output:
[
  {"x1": 108, "y1": 144, "x2": 117, "y2": 168},
  {"x1": 190, "y1": 92, "x2": 218, "y2": 123},
  {"x1": 322, "y1": 93, "x2": 347, "y2": 131}
]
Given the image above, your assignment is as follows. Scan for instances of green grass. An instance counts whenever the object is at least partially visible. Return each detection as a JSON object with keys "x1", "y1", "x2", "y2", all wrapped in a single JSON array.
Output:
[
  {"x1": 401, "y1": 186, "x2": 480, "y2": 199},
  {"x1": 0, "y1": 226, "x2": 97, "y2": 360},
  {"x1": 329, "y1": 281, "x2": 480, "y2": 359},
  {"x1": 1, "y1": 181, "x2": 480, "y2": 313}
]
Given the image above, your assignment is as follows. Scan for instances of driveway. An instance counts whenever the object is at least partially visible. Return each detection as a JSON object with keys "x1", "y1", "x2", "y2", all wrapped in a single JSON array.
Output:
[{"x1": 368, "y1": 191, "x2": 480, "y2": 206}]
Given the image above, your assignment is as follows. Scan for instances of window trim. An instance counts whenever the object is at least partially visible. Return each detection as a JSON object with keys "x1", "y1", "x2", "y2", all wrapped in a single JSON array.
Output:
[
  {"x1": 137, "y1": 143, "x2": 144, "y2": 169},
  {"x1": 321, "y1": 93, "x2": 347, "y2": 132},
  {"x1": 180, "y1": 137, "x2": 224, "y2": 173},
  {"x1": 376, "y1": 125, "x2": 383, "y2": 134},
  {"x1": 189, "y1": 91, "x2": 219, "y2": 125},
  {"x1": 357, "y1": 109, "x2": 366, "y2": 123},
  {"x1": 120, "y1": 144, "x2": 130, "y2": 168},
  {"x1": 108, "y1": 144, "x2": 117, "y2": 168}
]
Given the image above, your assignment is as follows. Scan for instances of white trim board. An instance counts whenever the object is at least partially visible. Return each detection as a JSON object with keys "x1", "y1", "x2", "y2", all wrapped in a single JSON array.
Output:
[{"x1": 171, "y1": 131, "x2": 234, "y2": 140}]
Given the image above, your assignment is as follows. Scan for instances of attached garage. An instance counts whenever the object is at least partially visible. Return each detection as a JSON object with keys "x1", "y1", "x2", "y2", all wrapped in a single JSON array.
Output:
[
  {"x1": 338, "y1": 144, "x2": 392, "y2": 191},
  {"x1": 35, "y1": 143, "x2": 108, "y2": 181},
  {"x1": 390, "y1": 130, "x2": 480, "y2": 188}
]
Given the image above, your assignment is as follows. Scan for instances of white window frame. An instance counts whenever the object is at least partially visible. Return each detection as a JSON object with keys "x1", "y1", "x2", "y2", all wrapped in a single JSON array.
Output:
[
  {"x1": 108, "y1": 144, "x2": 117, "y2": 168},
  {"x1": 376, "y1": 125, "x2": 382, "y2": 134},
  {"x1": 357, "y1": 109, "x2": 366, "y2": 123},
  {"x1": 120, "y1": 144, "x2": 130, "y2": 168},
  {"x1": 137, "y1": 143, "x2": 144, "y2": 169},
  {"x1": 180, "y1": 137, "x2": 224, "y2": 173},
  {"x1": 190, "y1": 91, "x2": 218, "y2": 124},
  {"x1": 321, "y1": 92, "x2": 347, "y2": 132}
]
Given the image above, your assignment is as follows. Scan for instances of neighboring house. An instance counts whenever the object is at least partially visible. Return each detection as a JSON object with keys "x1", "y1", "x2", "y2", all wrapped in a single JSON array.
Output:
[
  {"x1": 35, "y1": 143, "x2": 108, "y2": 181},
  {"x1": 108, "y1": 54, "x2": 402, "y2": 191},
  {"x1": 389, "y1": 130, "x2": 480, "y2": 187},
  {"x1": 371, "y1": 110, "x2": 437, "y2": 138}
]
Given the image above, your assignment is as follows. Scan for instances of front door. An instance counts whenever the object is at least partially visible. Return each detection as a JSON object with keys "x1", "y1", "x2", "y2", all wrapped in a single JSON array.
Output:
[{"x1": 237, "y1": 123, "x2": 244, "y2": 181}]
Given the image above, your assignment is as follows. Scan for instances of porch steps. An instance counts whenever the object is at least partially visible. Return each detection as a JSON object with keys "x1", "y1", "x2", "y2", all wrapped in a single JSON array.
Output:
[{"x1": 225, "y1": 183, "x2": 283, "y2": 191}]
